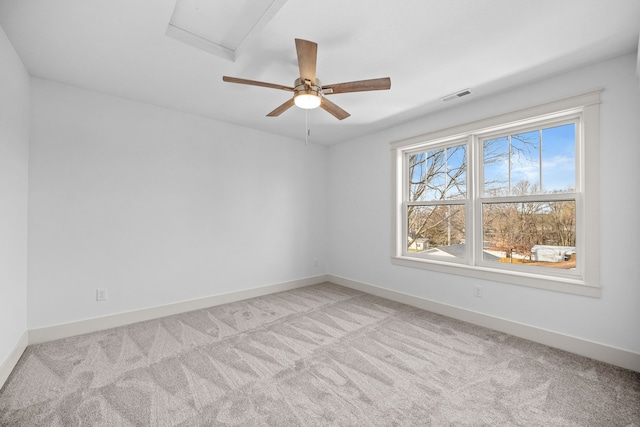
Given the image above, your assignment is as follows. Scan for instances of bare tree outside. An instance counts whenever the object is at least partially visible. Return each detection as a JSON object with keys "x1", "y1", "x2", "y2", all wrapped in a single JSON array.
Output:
[
  {"x1": 481, "y1": 124, "x2": 576, "y2": 268},
  {"x1": 407, "y1": 144, "x2": 466, "y2": 251}
]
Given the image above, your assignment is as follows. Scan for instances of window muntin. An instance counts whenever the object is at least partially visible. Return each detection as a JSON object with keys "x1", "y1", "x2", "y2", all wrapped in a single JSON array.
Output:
[{"x1": 391, "y1": 91, "x2": 601, "y2": 296}]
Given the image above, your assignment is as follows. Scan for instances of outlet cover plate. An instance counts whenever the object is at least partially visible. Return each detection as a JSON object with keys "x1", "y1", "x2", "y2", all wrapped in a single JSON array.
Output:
[
  {"x1": 96, "y1": 288, "x2": 108, "y2": 301},
  {"x1": 474, "y1": 285, "x2": 483, "y2": 298}
]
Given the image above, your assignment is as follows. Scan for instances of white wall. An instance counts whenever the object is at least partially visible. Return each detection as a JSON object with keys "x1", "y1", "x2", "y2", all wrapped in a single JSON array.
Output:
[
  {"x1": 0, "y1": 26, "x2": 29, "y2": 367},
  {"x1": 28, "y1": 78, "x2": 327, "y2": 329},
  {"x1": 328, "y1": 53, "x2": 640, "y2": 354}
]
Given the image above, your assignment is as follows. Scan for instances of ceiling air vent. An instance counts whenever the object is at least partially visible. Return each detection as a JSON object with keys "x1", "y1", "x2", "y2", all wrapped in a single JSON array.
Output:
[{"x1": 441, "y1": 89, "x2": 471, "y2": 102}]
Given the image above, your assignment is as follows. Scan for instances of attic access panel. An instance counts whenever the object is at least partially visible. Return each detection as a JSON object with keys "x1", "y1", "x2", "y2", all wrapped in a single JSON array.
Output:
[{"x1": 166, "y1": 0, "x2": 287, "y2": 62}]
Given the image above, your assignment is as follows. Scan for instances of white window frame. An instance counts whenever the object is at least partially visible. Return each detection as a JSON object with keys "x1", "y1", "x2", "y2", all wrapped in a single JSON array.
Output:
[{"x1": 391, "y1": 90, "x2": 601, "y2": 297}]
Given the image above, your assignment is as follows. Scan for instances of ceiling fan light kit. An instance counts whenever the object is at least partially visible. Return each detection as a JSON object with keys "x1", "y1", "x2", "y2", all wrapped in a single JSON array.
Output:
[
  {"x1": 223, "y1": 38, "x2": 391, "y2": 120},
  {"x1": 293, "y1": 78, "x2": 322, "y2": 109}
]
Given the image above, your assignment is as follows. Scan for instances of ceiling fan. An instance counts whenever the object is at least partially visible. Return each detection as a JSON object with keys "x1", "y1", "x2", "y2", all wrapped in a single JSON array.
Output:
[{"x1": 222, "y1": 39, "x2": 391, "y2": 120}]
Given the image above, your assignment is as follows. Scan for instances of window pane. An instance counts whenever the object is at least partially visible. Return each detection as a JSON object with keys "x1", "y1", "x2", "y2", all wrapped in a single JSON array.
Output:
[
  {"x1": 484, "y1": 124, "x2": 576, "y2": 196},
  {"x1": 511, "y1": 130, "x2": 540, "y2": 193},
  {"x1": 483, "y1": 136, "x2": 509, "y2": 196},
  {"x1": 542, "y1": 124, "x2": 575, "y2": 192},
  {"x1": 482, "y1": 200, "x2": 576, "y2": 270},
  {"x1": 409, "y1": 152, "x2": 427, "y2": 201},
  {"x1": 408, "y1": 144, "x2": 466, "y2": 201},
  {"x1": 407, "y1": 205, "x2": 466, "y2": 259},
  {"x1": 446, "y1": 145, "x2": 467, "y2": 199}
]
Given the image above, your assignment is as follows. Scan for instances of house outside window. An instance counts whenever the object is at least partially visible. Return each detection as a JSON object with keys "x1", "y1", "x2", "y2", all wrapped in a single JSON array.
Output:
[{"x1": 391, "y1": 90, "x2": 601, "y2": 297}]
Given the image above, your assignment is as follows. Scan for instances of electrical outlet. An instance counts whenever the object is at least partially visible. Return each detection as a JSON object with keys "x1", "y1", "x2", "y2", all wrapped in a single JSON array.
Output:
[
  {"x1": 96, "y1": 288, "x2": 108, "y2": 301},
  {"x1": 474, "y1": 285, "x2": 483, "y2": 298},
  {"x1": 314, "y1": 259, "x2": 318, "y2": 268}
]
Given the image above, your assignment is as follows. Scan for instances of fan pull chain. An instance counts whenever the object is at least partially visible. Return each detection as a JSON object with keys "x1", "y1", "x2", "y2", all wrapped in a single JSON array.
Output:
[{"x1": 305, "y1": 109, "x2": 310, "y2": 145}]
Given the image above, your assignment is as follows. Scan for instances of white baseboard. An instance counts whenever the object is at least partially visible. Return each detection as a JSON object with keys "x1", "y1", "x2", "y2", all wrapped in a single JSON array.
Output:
[
  {"x1": 0, "y1": 330, "x2": 28, "y2": 390},
  {"x1": 29, "y1": 275, "x2": 329, "y2": 345},
  {"x1": 23, "y1": 273, "x2": 640, "y2": 373},
  {"x1": 328, "y1": 274, "x2": 640, "y2": 373}
]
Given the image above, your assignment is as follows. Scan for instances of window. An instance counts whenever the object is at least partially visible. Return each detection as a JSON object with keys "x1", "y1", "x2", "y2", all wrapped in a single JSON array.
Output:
[
  {"x1": 407, "y1": 142, "x2": 468, "y2": 262},
  {"x1": 391, "y1": 91, "x2": 601, "y2": 296}
]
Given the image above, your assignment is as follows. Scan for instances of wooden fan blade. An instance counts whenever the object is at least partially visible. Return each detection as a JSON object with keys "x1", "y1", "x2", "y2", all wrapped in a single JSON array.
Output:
[
  {"x1": 323, "y1": 77, "x2": 391, "y2": 95},
  {"x1": 223, "y1": 76, "x2": 294, "y2": 92},
  {"x1": 295, "y1": 39, "x2": 317, "y2": 85},
  {"x1": 267, "y1": 98, "x2": 295, "y2": 117},
  {"x1": 320, "y1": 97, "x2": 350, "y2": 120}
]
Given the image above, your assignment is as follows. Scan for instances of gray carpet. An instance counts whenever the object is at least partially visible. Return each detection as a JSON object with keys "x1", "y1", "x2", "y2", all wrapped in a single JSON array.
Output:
[{"x1": 1, "y1": 283, "x2": 638, "y2": 426}]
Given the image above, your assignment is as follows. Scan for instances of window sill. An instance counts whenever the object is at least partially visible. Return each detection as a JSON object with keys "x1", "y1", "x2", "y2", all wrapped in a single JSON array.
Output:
[{"x1": 390, "y1": 255, "x2": 601, "y2": 297}]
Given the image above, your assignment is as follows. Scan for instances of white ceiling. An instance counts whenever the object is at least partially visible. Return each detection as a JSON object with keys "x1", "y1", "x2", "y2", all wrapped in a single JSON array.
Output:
[{"x1": 1, "y1": 0, "x2": 639, "y2": 145}]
